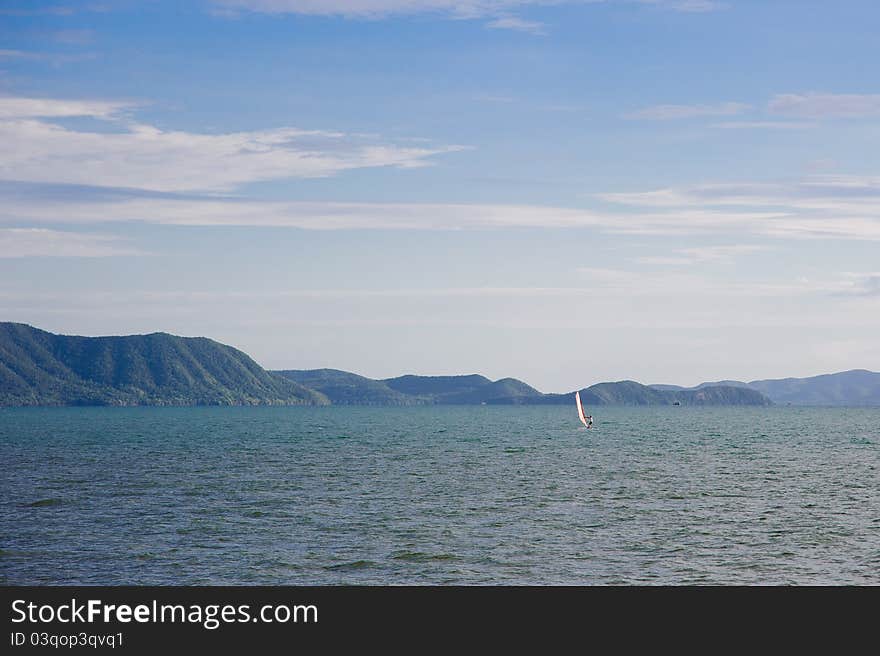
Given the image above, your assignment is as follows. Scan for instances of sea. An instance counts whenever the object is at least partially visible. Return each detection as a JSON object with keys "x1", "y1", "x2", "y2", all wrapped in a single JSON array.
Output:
[{"x1": 1, "y1": 406, "x2": 878, "y2": 585}]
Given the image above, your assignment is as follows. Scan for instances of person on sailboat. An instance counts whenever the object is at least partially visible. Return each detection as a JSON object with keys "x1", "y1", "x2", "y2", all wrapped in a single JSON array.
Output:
[{"x1": 585, "y1": 415, "x2": 593, "y2": 429}]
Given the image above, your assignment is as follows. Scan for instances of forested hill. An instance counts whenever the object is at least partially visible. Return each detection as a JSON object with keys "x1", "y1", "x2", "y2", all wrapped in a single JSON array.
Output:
[
  {"x1": 276, "y1": 370, "x2": 770, "y2": 406},
  {"x1": 747, "y1": 370, "x2": 880, "y2": 406},
  {"x1": 0, "y1": 322, "x2": 327, "y2": 406},
  {"x1": 275, "y1": 370, "x2": 545, "y2": 405},
  {"x1": 533, "y1": 380, "x2": 771, "y2": 406},
  {"x1": 651, "y1": 369, "x2": 880, "y2": 406},
  {"x1": 0, "y1": 322, "x2": 788, "y2": 407}
]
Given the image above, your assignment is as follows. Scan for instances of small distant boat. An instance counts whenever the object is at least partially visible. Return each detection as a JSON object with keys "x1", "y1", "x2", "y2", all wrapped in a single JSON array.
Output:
[
  {"x1": 673, "y1": 401, "x2": 681, "y2": 406},
  {"x1": 575, "y1": 391, "x2": 592, "y2": 428}
]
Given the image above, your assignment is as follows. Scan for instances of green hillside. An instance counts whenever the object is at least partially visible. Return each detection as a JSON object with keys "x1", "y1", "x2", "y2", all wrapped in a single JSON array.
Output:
[
  {"x1": 276, "y1": 369, "x2": 417, "y2": 406},
  {"x1": 589, "y1": 380, "x2": 670, "y2": 404},
  {"x1": 536, "y1": 381, "x2": 770, "y2": 406},
  {"x1": 277, "y1": 370, "x2": 543, "y2": 405},
  {"x1": 382, "y1": 374, "x2": 493, "y2": 399},
  {"x1": 670, "y1": 386, "x2": 771, "y2": 406},
  {"x1": 0, "y1": 322, "x2": 327, "y2": 406},
  {"x1": 652, "y1": 370, "x2": 880, "y2": 406},
  {"x1": 277, "y1": 368, "x2": 769, "y2": 406}
]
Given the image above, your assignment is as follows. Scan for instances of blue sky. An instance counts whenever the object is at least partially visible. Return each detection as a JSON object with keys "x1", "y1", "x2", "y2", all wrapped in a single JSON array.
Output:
[{"x1": 1, "y1": 0, "x2": 879, "y2": 391}]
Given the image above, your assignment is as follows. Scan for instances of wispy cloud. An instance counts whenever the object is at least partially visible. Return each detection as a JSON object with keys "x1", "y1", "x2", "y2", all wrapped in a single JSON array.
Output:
[
  {"x1": 0, "y1": 195, "x2": 617, "y2": 230},
  {"x1": 0, "y1": 5, "x2": 77, "y2": 17},
  {"x1": 574, "y1": 266, "x2": 813, "y2": 298},
  {"x1": 0, "y1": 228, "x2": 143, "y2": 258},
  {"x1": 711, "y1": 120, "x2": 815, "y2": 130},
  {"x1": 0, "y1": 96, "x2": 133, "y2": 119},
  {"x1": 768, "y1": 93, "x2": 880, "y2": 119},
  {"x1": 628, "y1": 91, "x2": 880, "y2": 123},
  {"x1": 0, "y1": 95, "x2": 468, "y2": 192},
  {"x1": 637, "y1": 0, "x2": 725, "y2": 12},
  {"x1": 211, "y1": 1, "x2": 528, "y2": 18},
  {"x1": 0, "y1": 187, "x2": 827, "y2": 237},
  {"x1": 625, "y1": 102, "x2": 750, "y2": 120},
  {"x1": 598, "y1": 176, "x2": 880, "y2": 240},
  {"x1": 0, "y1": 49, "x2": 97, "y2": 65},
  {"x1": 473, "y1": 93, "x2": 516, "y2": 103},
  {"x1": 212, "y1": 0, "x2": 726, "y2": 18},
  {"x1": 835, "y1": 272, "x2": 880, "y2": 298},
  {"x1": 575, "y1": 265, "x2": 873, "y2": 301},
  {"x1": 485, "y1": 16, "x2": 547, "y2": 35},
  {"x1": 0, "y1": 50, "x2": 41, "y2": 60},
  {"x1": 4, "y1": 168, "x2": 880, "y2": 240},
  {"x1": 50, "y1": 29, "x2": 95, "y2": 45},
  {"x1": 600, "y1": 176, "x2": 880, "y2": 211},
  {"x1": 208, "y1": 0, "x2": 723, "y2": 40},
  {"x1": 635, "y1": 244, "x2": 769, "y2": 265}
]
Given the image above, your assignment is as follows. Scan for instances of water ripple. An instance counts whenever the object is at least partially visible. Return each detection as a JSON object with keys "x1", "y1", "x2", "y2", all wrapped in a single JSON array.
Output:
[{"x1": 1, "y1": 405, "x2": 878, "y2": 585}]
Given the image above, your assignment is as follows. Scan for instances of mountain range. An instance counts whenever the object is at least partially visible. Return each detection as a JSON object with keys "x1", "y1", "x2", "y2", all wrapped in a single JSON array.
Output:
[
  {"x1": 650, "y1": 369, "x2": 880, "y2": 407},
  {"x1": 276, "y1": 369, "x2": 770, "y2": 407},
  {"x1": 1, "y1": 323, "x2": 876, "y2": 407},
  {"x1": 275, "y1": 370, "x2": 547, "y2": 406}
]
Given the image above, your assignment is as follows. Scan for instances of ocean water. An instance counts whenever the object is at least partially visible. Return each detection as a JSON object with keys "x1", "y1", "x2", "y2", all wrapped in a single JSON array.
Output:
[{"x1": 1, "y1": 405, "x2": 878, "y2": 585}]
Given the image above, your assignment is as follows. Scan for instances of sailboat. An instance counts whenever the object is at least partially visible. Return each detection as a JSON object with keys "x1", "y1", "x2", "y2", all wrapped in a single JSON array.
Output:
[{"x1": 575, "y1": 390, "x2": 592, "y2": 429}]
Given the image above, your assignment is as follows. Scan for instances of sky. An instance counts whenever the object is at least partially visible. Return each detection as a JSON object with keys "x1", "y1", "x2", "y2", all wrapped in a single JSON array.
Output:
[{"x1": 1, "y1": 0, "x2": 879, "y2": 392}]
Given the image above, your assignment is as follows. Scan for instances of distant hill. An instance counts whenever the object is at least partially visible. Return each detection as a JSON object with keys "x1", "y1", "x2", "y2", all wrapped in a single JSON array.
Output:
[
  {"x1": 589, "y1": 380, "x2": 670, "y2": 405},
  {"x1": 648, "y1": 384, "x2": 686, "y2": 392},
  {"x1": 0, "y1": 322, "x2": 327, "y2": 407},
  {"x1": 383, "y1": 374, "x2": 492, "y2": 399},
  {"x1": 276, "y1": 369, "x2": 417, "y2": 406},
  {"x1": 536, "y1": 381, "x2": 771, "y2": 406},
  {"x1": 673, "y1": 385, "x2": 770, "y2": 406},
  {"x1": 5, "y1": 322, "x2": 868, "y2": 407},
  {"x1": 652, "y1": 370, "x2": 880, "y2": 406},
  {"x1": 291, "y1": 371, "x2": 765, "y2": 407},
  {"x1": 748, "y1": 369, "x2": 880, "y2": 406},
  {"x1": 695, "y1": 380, "x2": 752, "y2": 390},
  {"x1": 241, "y1": 366, "x2": 773, "y2": 407},
  {"x1": 651, "y1": 380, "x2": 751, "y2": 391},
  {"x1": 277, "y1": 371, "x2": 544, "y2": 405},
  {"x1": 383, "y1": 374, "x2": 543, "y2": 404}
]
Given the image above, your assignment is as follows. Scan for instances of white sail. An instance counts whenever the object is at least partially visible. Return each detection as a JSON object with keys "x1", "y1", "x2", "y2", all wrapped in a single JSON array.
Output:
[{"x1": 575, "y1": 390, "x2": 588, "y2": 427}]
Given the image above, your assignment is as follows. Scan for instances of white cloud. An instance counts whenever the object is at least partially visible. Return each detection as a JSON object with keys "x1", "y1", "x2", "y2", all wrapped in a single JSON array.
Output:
[
  {"x1": 711, "y1": 120, "x2": 815, "y2": 130},
  {"x1": 0, "y1": 6, "x2": 77, "y2": 16},
  {"x1": 211, "y1": 1, "x2": 527, "y2": 18},
  {"x1": 0, "y1": 50, "x2": 37, "y2": 59},
  {"x1": 0, "y1": 228, "x2": 143, "y2": 258},
  {"x1": 626, "y1": 91, "x2": 880, "y2": 124},
  {"x1": 637, "y1": 0, "x2": 725, "y2": 11},
  {"x1": 50, "y1": 29, "x2": 95, "y2": 45},
  {"x1": 597, "y1": 176, "x2": 880, "y2": 240},
  {"x1": 624, "y1": 102, "x2": 751, "y2": 120},
  {"x1": 837, "y1": 272, "x2": 880, "y2": 297},
  {"x1": 0, "y1": 50, "x2": 97, "y2": 65},
  {"x1": 0, "y1": 96, "x2": 467, "y2": 192},
  {"x1": 0, "y1": 193, "x2": 792, "y2": 233},
  {"x1": 3, "y1": 166, "x2": 880, "y2": 240},
  {"x1": 485, "y1": 16, "x2": 547, "y2": 34},
  {"x1": 212, "y1": 0, "x2": 725, "y2": 17},
  {"x1": 636, "y1": 244, "x2": 768, "y2": 265},
  {"x1": 575, "y1": 265, "x2": 870, "y2": 300},
  {"x1": 0, "y1": 96, "x2": 134, "y2": 119},
  {"x1": 473, "y1": 93, "x2": 516, "y2": 103},
  {"x1": 575, "y1": 266, "x2": 808, "y2": 298},
  {"x1": 768, "y1": 93, "x2": 880, "y2": 119},
  {"x1": 600, "y1": 176, "x2": 880, "y2": 211}
]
